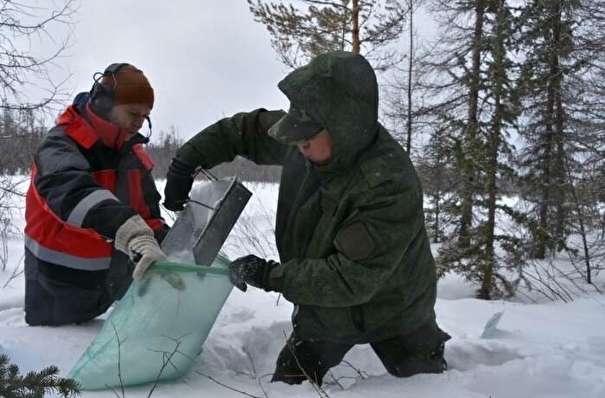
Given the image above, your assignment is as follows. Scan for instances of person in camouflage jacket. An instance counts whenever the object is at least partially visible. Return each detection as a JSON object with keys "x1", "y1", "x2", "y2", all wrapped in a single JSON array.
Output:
[{"x1": 164, "y1": 51, "x2": 450, "y2": 385}]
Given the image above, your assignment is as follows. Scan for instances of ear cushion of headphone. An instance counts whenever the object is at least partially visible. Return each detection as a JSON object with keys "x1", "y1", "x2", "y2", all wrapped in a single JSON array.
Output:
[
  {"x1": 88, "y1": 63, "x2": 129, "y2": 116},
  {"x1": 89, "y1": 82, "x2": 114, "y2": 116}
]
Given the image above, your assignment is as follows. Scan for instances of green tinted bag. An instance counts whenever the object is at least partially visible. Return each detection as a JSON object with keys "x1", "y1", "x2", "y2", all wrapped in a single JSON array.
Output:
[{"x1": 68, "y1": 258, "x2": 233, "y2": 390}]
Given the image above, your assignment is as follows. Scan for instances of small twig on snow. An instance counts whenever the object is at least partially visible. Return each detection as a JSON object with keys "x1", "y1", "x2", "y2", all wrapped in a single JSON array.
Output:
[{"x1": 195, "y1": 371, "x2": 262, "y2": 398}]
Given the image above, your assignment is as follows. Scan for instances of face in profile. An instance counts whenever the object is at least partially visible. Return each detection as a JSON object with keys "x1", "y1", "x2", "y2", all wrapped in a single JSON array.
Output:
[
  {"x1": 296, "y1": 129, "x2": 333, "y2": 165},
  {"x1": 108, "y1": 103, "x2": 151, "y2": 134}
]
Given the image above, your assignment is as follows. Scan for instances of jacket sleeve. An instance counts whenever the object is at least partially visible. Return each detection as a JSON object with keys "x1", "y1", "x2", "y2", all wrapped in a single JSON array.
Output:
[
  {"x1": 174, "y1": 108, "x2": 288, "y2": 169},
  {"x1": 34, "y1": 133, "x2": 136, "y2": 240},
  {"x1": 274, "y1": 176, "x2": 428, "y2": 308}
]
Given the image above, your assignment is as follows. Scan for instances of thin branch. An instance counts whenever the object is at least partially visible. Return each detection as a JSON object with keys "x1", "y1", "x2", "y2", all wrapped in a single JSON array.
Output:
[
  {"x1": 109, "y1": 322, "x2": 126, "y2": 398},
  {"x1": 195, "y1": 371, "x2": 262, "y2": 398},
  {"x1": 282, "y1": 331, "x2": 331, "y2": 398}
]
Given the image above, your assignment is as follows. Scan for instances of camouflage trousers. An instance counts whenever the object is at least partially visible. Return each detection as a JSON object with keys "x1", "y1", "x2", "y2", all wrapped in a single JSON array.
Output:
[{"x1": 271, "y1": 318, "x2": 451, "y2": 386}]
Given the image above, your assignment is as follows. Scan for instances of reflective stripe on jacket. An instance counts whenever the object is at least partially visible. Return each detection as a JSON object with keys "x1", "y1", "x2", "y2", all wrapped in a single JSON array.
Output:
[{"x1": 24, "y1": 104, "x2": 167, "y2": 271}]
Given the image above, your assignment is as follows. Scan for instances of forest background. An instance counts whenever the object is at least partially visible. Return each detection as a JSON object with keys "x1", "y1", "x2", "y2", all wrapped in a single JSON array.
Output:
[{"x1": 1, "y1": 0, "x2": 604, "y2": 311}]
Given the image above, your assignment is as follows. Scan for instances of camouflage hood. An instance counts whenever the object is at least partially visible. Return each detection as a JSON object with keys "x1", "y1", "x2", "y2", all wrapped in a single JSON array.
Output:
[{"x1": 277, "y1": 51, "x2": 379, "y2": 172}]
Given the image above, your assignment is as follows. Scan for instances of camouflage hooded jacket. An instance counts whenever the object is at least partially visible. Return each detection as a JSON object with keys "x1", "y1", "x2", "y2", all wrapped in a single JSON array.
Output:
[{"x1": 175, "y1": 51, "x2": 437, "y2": 343}]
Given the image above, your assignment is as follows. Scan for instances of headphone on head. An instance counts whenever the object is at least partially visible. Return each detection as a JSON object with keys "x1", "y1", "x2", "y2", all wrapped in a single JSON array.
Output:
[{"x1": 89, "y1": 62, "x2": 130, "y2": 116}]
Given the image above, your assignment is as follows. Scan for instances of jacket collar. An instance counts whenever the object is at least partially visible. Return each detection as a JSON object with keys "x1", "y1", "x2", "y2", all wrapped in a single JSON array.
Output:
[
  {"x1": 57, "y1": 105, "x2": 149, "y2": 151},
  {"x1": 82, "y1": 103, "x2": 131, "y2": 150}
]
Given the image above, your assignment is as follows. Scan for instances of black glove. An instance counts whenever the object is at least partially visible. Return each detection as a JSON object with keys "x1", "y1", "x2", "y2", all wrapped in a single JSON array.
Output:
[
  {"x1": 228, "y1": 254, "x2": 279, "y2": 292},
  {"x1": 163, "y1": 158, "x2": 195, "y2": 211}
]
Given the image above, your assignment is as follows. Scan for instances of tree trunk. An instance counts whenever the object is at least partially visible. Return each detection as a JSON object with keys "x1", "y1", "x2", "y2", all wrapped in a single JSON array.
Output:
[
  {"x1": 534, "y1": 1, "x2": 563, "y2": 259},
  {"x1": 406, "y1": 0, "x2": 414, "y2": 154},
  {"x1": 552, "y1": 0, "x2": 567, "y2": 247},
  {"x1": 351, "y1": 0, "x2": 360, "y2": 53},
  {"x1": 459, "y1": 0, "x2": 485, "y2": 248},
  {"x1": 480, "y1": 0, "x2": 506, "y2": 300}
]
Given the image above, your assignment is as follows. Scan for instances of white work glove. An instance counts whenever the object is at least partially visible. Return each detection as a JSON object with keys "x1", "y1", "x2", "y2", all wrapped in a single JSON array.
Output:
[{"x1": 115, "y1": 215, "x2": 167, "y2": 280}]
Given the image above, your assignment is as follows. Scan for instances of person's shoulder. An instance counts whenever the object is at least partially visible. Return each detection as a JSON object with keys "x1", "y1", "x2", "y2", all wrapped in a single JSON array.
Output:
[
  {"x1": 358, "y1": 140, "x2": 408, "y2": 188},
  {"x1": 356, "y1": 152, "x2": 421, "y2": 209},
  {"x1": 358, "y1": 155, "x2": 395, "y2": 188},
  {"x1": 42, "y1": 122, "x2": 68, "y2": 142},
  {"x1": 39, "y1": 124, "x2": 80, "y2": 152}
]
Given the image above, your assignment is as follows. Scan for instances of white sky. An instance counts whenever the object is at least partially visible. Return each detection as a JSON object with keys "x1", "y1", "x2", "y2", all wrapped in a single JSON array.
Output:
[
  {"x1": 48, "y1": 0, "x2": 440, "y2": 143},
  {"x1": 60, "y1": 0, "x2": 290, "y2": 141}
]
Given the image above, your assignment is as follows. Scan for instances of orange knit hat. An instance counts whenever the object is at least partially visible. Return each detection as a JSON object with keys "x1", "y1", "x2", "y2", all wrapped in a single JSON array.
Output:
[{"x1": 100, "y1": 64, "x2": 154, "y2": 109}]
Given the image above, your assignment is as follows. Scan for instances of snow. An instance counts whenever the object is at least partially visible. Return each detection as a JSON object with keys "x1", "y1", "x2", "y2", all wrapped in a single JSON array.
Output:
[{"x1": 2, "y1": 179, "x2": 605, "y2": 398}]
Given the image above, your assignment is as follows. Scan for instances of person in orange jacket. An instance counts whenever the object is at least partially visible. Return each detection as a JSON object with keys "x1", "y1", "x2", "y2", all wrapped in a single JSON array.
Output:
[{"x1": 24, "y1": 63, "x2": 168, "y2": 326}]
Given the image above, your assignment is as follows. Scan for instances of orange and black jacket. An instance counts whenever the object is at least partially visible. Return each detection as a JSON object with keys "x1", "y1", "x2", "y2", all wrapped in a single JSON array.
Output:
[{"x1": 24, "y1": 103, "x2": 168, "y2": 272}]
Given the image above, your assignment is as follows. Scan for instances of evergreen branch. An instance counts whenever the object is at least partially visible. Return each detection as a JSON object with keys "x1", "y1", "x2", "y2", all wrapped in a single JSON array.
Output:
[{"x1": 0, "y1": 354, "x2": 81, "y2": 398}]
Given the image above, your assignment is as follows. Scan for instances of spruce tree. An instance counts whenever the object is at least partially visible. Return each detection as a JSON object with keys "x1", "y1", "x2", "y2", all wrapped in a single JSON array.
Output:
[
  {"x1": 515, "y1": 0, "x2": 577, "y2": 259},
  {"x1": 422, "y1": 0, "x2": 523, "y2": 298},
  {"x1": 0, "y1": 354, "x2": 80, "y2": 398}
]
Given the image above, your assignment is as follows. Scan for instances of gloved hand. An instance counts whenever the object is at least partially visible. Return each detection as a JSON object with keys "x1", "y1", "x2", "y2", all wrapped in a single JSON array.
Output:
[
  {"x1": 163, "y1": 158, "x2": 195, "y2": 211},
  {"x1": 115, "y1": 215, "x2": 167, "y2": 280},
  {"x1": 228, "y1": 254, "x2": 279, "y2": 292}
]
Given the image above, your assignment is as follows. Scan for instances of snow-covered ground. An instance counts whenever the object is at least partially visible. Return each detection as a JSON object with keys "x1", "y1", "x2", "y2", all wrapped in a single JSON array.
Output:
[{"x1": 1, "y1": 179, "x2": 605, "y2": 398}]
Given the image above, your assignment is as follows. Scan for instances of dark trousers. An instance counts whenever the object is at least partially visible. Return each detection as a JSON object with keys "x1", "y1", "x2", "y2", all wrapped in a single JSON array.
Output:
[
  {"x1": 24, "y1": 249, "x2": 131, "y2": 326},
  {"x1": 271, "y1": 319, "x2": 450, "y2": 386}
]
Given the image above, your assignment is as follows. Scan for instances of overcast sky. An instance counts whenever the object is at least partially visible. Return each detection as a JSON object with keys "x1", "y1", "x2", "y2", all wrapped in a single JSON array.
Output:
[{"x1": 60, "y1": 0, "x2": 289, "y2": 141}]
